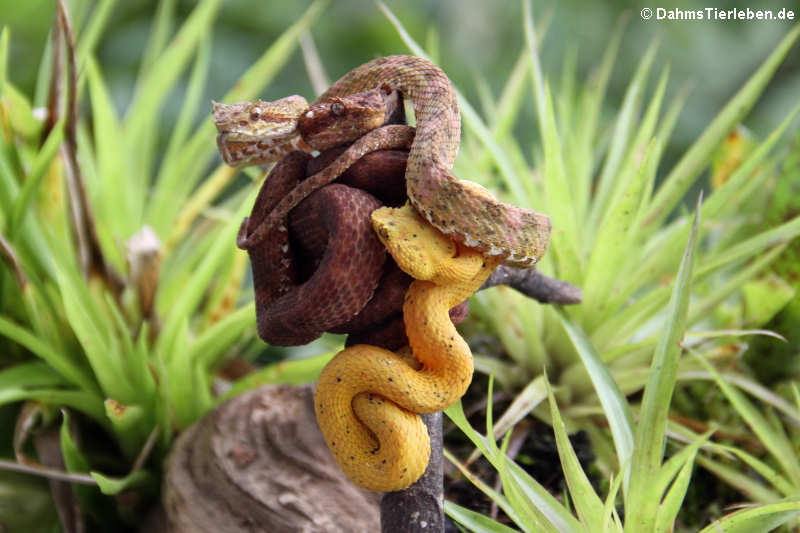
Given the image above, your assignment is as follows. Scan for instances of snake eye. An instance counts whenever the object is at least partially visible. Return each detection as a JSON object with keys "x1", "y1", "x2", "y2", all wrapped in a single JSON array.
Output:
[
  {"x1": 250, "y1": 111, "x2": 261, "y2": 121},
  {"x1": 331, "y1": 102, "x2": 345, "y2": 116}
]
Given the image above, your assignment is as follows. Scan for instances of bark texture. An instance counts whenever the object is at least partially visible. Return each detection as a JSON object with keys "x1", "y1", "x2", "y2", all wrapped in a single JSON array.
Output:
[{"x1": 164, "y1": 384, "x2": 379, "y2": 533}]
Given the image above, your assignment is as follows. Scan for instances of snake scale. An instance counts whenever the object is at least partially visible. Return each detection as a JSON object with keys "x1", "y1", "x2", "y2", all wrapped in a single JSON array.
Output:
[{"x1": 214, "y1": 56, "x2": 552, "y2": 491}]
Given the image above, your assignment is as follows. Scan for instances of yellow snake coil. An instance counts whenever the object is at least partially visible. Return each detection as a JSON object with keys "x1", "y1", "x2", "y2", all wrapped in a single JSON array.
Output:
[{"x1": 314, "y1": 203, "x2": 501, "y2": 492}]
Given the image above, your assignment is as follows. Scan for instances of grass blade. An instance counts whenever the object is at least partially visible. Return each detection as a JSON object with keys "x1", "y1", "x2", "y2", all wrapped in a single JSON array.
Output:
[
  {"x1": 86, "y1": 57, "x2": 132, "y2": 244},
  {"x1": 689, "y1": 348, "x2": 800, "y2": 486},
  {"x1": 545, "y1": 377, "x2": 605, "y2": 527},
  {"x1": 146, "y1": 36, "x2": 212, "y2": 234},
  {"x1": 711, "y1": 443, "x2": 795, "y2": 497},
  {"x1": 0, "y1": 361, "x2": 65, "y2": 389},
  {"x1": 654, "y1": 453, "x2": 695, "y2": 533},
  {"x1": 0, "y1": 26, "x2": 8, "y2": 99},
  {"x1": 221, "y1": 350, "x2": 335, "y2": 403},
  {"x1": 702, "y1": 104, "x2": 800, "y2": 221},
  {"x1": 0, "y1": 316, "x2": 97, "y2": 394},
  {"x1": 137, "y1": 0, "x2": 177, "y2": 79},
  {"x1": 124, "y1": 0, "x2": 222, "y2": 142},
  {"x1": 559, "y1": 313, "x2": 635, "y2": 492},
  {"x1": 445, "y1": 501, "x2": 520, "y2": 533},
  {"x1": 697, "y1": 501, "x2": 800, "y2": 533},
  {"x1": 653, "y1": 431, "x2": 712, "y2": 533},
  {"x1": 150, "y1": 0, "x2": 328, "y2": 232},
  {"x1": 582, "y1": 140, "x2": 655, "y2": 326},
  {"x1": 444, "y1": 448, "x2": 527, "y2": 528},
  {"x1": 75, "y1": 0, "x2": 117, "y2": 77},
  {"x1": 696, "y1": 454, "x2": 782, "y2": 504},
  {"x1": 0, "y1": 388, "x2": 104, "y2": 422},
  {"x1": 10, "y1": 119, "x2": 66, "y2": 234},
  {"x1": 155, "y1": 190, "x2": 254, "y2": 360},
  {"x1": 625, "y1": 194, "x2": 701, "y2": 531},
  {"x1": 588, "y1": 37, "x2": 658, "y2": 233},
  {"x1": 445, "y1": 399, "x2": 582, "y2": 532}
]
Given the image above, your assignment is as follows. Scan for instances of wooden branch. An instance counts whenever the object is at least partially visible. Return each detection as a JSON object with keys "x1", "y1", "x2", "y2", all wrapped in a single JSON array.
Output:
[
  {"x1": 481, "y1": 265, "x2": 582, "y2": 304},
  {"x1": 380, "y1": 413, "x2": 444, "y2": 532}
]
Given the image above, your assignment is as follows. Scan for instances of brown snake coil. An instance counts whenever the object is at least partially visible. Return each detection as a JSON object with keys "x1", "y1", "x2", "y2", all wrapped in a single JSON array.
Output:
[
  {"x1": 240, "y1": 150, "x2": 386, "y2": 346},
  {"x1": 240, "y1": 144, "x2": 468, "y2": 347}
]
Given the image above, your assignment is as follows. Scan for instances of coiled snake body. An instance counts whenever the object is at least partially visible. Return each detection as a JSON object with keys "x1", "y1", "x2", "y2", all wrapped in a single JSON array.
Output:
[
  {"x1": 214, "y1": 56, "x2": 551, "y2": 492},
  {"x1": 316, "y1": 205, "x2": 501, "y2": 491}
]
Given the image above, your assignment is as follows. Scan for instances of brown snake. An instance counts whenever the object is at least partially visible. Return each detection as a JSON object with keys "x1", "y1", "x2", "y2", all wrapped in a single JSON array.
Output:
[
  {"x1": 214, "y1": 55, "x2": 551, "y2": 267},
  {"x1": 240, "y1": 150, "x2": 387, "y2": 345},
  {"x1": 231, "y1": 90, "x2": 416, "y2": 346}
]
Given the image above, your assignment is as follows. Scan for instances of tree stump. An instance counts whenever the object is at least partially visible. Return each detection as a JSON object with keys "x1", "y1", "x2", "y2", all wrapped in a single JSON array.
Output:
[{"x1": 164, "y1": 384, "x2": 380, "y2": 532}]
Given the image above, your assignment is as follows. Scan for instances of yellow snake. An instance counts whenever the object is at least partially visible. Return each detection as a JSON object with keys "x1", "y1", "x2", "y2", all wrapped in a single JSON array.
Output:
[{"x1": 315, "y1": 204, "x2": 501, "y2": 491}]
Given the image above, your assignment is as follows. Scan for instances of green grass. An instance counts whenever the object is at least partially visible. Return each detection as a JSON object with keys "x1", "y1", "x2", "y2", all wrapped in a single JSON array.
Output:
[{"x1": 1, "y1": 1, "x2": 800, "y2": 531}]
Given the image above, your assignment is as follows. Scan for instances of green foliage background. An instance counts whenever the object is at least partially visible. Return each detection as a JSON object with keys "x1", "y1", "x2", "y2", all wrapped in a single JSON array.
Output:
[{"x1": 1, "y1": 1, "x2": 800, "y2": 532}]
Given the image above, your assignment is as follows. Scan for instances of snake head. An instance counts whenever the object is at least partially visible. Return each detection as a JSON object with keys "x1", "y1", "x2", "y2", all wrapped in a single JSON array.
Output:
[
  {"x1": 212, "y1": 95, "x2": 311, "y2": 166},
  {"x1": 371, "y1": 204, "x2": 484, "y2": 284},
  {"x1": 298, "y1": 87, "x2": 393, "y2": 152}
]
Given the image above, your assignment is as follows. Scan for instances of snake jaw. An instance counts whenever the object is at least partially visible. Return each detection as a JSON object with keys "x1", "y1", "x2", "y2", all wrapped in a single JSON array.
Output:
[
  {"x1": 215, "y1": 132, "x2": 312, "y2": 167},
  {"x1": 371, "y1": 205, "x2": 486, "y2": 285},
  {"x1": 371, "y1": 204, "x2": 450, "y2": 282}
]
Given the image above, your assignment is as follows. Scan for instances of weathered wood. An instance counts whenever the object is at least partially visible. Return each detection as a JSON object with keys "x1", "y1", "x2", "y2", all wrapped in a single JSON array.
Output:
[
  {"x1": 163, "y1": 385, "x2": 379, "y2": 533},
  {"x1": 481, "y1": 265, "x2": 582, "y2": 304}
]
